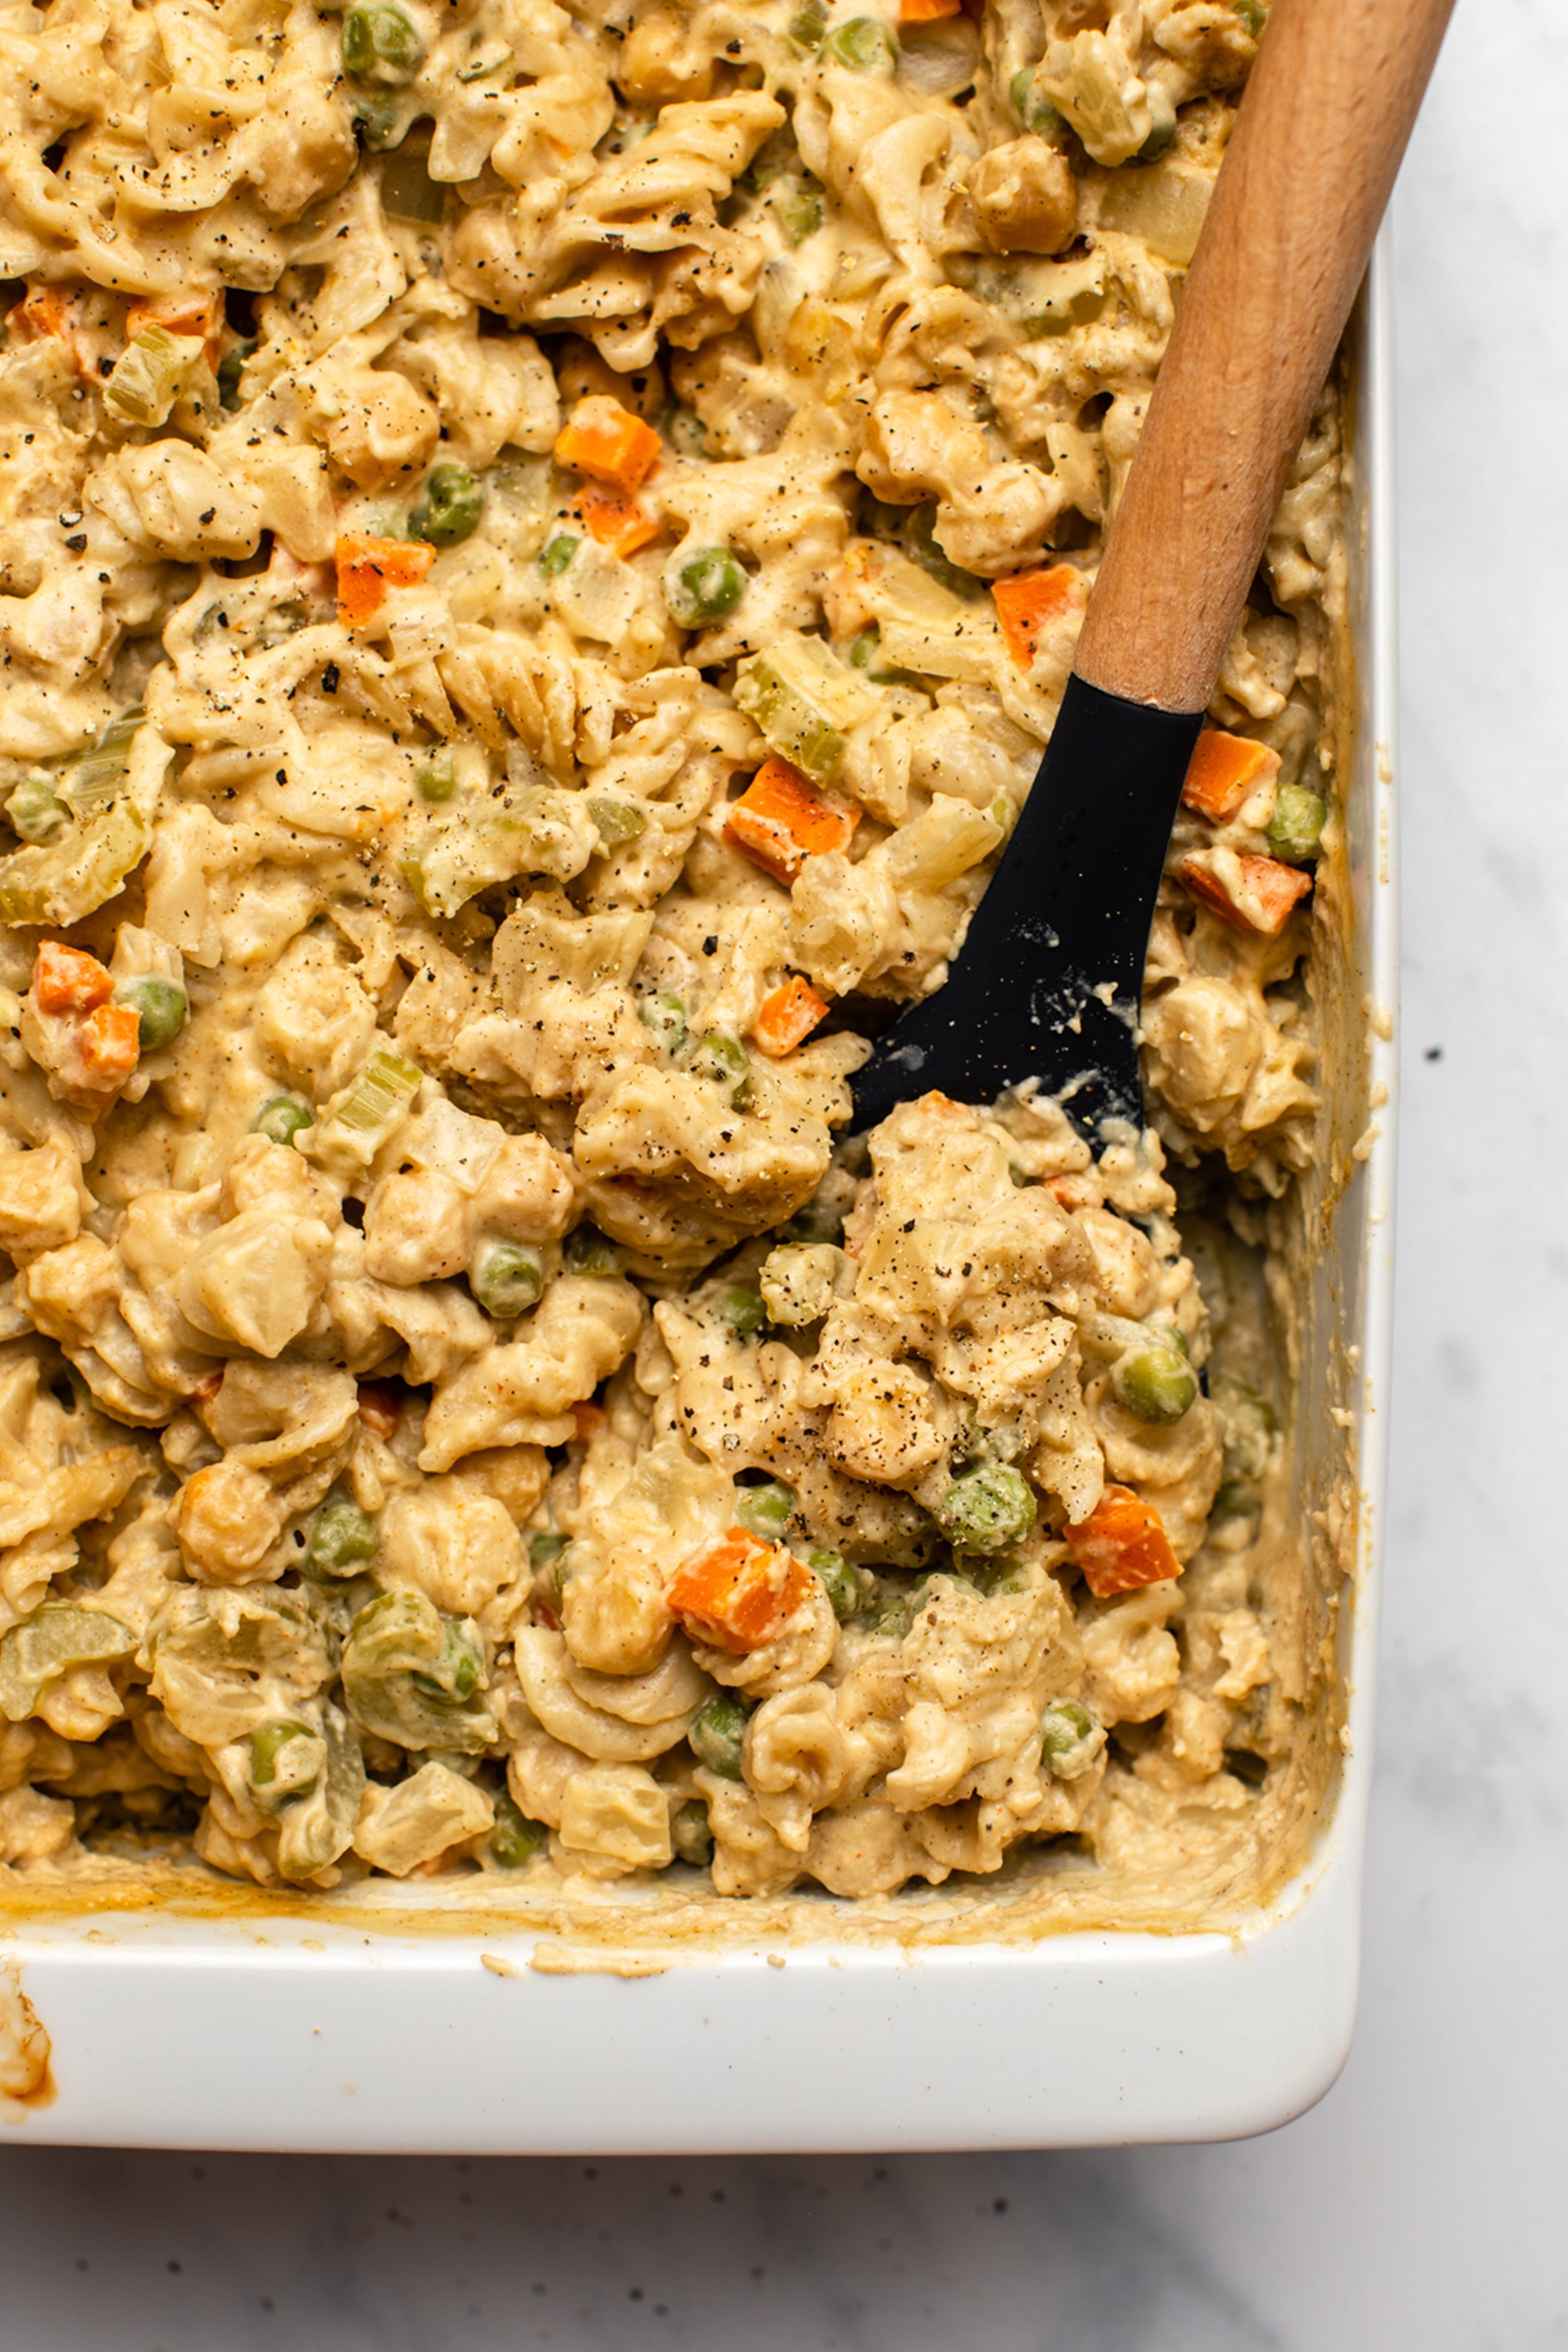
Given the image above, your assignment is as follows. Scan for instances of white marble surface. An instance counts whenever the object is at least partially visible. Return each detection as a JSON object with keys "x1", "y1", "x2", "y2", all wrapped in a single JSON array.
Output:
[{"x1": 2, "y1": 4, "x2": 1564, "y2": 2343}]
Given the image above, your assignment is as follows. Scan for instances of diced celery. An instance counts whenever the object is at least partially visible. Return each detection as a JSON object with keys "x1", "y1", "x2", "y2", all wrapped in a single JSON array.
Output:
[
  {"x1": 59, "y1": 707, "x2": 145, "y2": 814},
  {"x1": 822, "y1": 17, "x2": 897, "y2": 75},
  {"x1": 0, "y1": 1603, "x2": 136, "y2": 1722},
  {"x1": 585, "y1": 793, "x2": 647, "y2": 849},
  {"x1": 103, "y1": 329, "x2": 208, "y2": 429},
  {"x1": 303, "y1": 1047, "x2": 422, "y2": 1175},
  {"x1": 734, "y1": 643, "x2": 870, "y2": 785},
  {"x1": 772, "y1": 180, "x2": 825, "y2": 245},
  {"x1": 0, "y1": 800, "x2": 153, "y2": 929}
]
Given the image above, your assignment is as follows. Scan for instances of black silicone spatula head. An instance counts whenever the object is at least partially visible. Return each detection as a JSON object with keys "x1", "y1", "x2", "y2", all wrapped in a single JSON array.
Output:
[
  {"x1": 849, "y1": 0, "x2": 1454, "y2": 1139},
  {"x1": 850, "y1": 681, "x2": 1201, "y2": 1136}
]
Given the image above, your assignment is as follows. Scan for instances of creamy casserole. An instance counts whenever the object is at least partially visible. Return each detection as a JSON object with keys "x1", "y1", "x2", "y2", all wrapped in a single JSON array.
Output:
[{"x1": 0, "y1": 0, "x2": 1346, "y2": 1912}]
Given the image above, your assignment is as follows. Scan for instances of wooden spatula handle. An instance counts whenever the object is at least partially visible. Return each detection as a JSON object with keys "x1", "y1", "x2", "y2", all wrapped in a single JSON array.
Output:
[{"x1": 1073, "y1": 0, "x2": 1454, "y2": 714}]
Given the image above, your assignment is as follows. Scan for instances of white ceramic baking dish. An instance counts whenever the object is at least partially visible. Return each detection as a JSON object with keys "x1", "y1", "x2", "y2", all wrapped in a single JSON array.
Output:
[{"x1": 0, "y1": 247, "x2": 1397, "y2": 2156}]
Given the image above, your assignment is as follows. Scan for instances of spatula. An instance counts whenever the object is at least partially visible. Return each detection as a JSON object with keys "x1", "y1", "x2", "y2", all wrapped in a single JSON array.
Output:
[{"x1": 849, "y1": 0, "x2": 1454, "y2": 1135}]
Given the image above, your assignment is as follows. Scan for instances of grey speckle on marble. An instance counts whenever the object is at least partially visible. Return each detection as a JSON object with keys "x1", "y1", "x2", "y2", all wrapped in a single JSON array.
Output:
[{"x1": 2, "y1": 3, "x2": 1565, "y2": 2346}]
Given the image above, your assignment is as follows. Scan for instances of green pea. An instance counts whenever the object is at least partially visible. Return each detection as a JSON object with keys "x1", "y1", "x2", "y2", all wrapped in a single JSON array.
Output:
[
  {"x1": 411, "y1": 462, "x2": 483, "y2": 548},
  {"x1": 5, "y1": 773, "x2": 68, "y2": 845},
  {"x1": 689, "y1": 1693, "x2": 749, "y2": 1779},
  {"x1": 564, "y1": 1222, "x2": 620, "y2": 1277},
  {"x1": 637, "y1": 991, "x2": 688, "y2": 1058},
  {"x1": 686, "y1": 1030, "x2": 751, "y2": 1109},
  {"x1": 935, "y1": 1463, "x2": 1037, "y2": 1556},
  {"x1": 342, "y1": 2, "x2": 424, "y2": 85},
  {"x1": 736, "y1": 1480, "x2": 794, "y2": 1540},
  {"x1": 217, "y1": 342, "x2": 255, "y2": 412},
  {"x1": 470, "y1": 1241, "x2": 544, "y2": 1319},
  {"x1": 253, "y1": 1092, "x2": 314, "y2": 1148},
  {"x1": 1008, "y1": 68, "x2": 1067, "y2": 138},
  {"x1": 529, "y1": 1530, "x2": 567, "y2": 1571},
  {"x1": 809, "y1": 1545, "x2": 860, "y2": 1622},
  {"x1": 539, "y1": 533, "x2": 579, "y2": 577},
  {"x1": 1112, "y1": 1345, "x2": 1198, "y2": 1425},
  {"x1": 671, "y1": 1798, "x2": 714, "y2": 1866},
  {"x1": 1232, "y1": 0, "x2": 1265, "y2": 36},
  {"x1": 663, "y1": 546, "x2": 746, "y2": 629},
  {"x1": 410, "y1": 1614, "x2": 484, "y2": 1704},
  {"x1": 250, "y1": 1720, "x2": 322, "y2": 1803},
  {"x1": 1266, "y1": 782, "x2": 1327, "y2": 865},
  {"x1": 715, "y1": 1284, "x2": 766, "y2": 1340},
  {"x1": 116, "y1": 975, "x2": 187, "y2": 1053},
  {"x1": 1039, "y1": 1698, "x2": 1103, "y2": 1780},
  {"x1": 351, "y1": 88, "x2": 402, "y2": 146},
  {"x1": 855, "y1": 1586, "x2": 911, "y2": 1641},
  {"x1": 303, "y1": 1497, "x2": 380, "y2": 1580},
  {"x1": 586, "y1": 793, "x2": 647, "y2": 849},
  {"x1": 416, "y1": 749, "x2": 457, "y2": 802},
  {"x1": 488, "y1": 1790, "x2": 548, "y2": 1869},
  {"x1": 822, "y1": 16, "x2": 897, "y2": 75}
]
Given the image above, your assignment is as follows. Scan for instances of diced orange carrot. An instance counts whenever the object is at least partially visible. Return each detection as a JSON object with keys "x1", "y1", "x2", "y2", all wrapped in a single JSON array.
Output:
[
  {"x1": 667, "y1": 1526, "x2": 812, "y2": 1653},
  {"x1": 554, "y1": 394, "x2": 663, "y2": 493},
  {"x1": 900, "y1": 0, "x2": 962, "y2": 18},
  {"x1": 723, "y1": 756, "x2": 860, "y2": 884},
  {"x1": 13, "y1": 285, "x2": 88, "y2": 370},
  {"x1": 125, "y1": 295, "x2": 222, "y2": 366},
  {"x1": 577, "y1": 486, "x2": 662, "y2": 557},
  {"x1": 752, "y1": 975, "x2": 829, "y2": 1058},
  {"x1": 1064, "y1": 1483, "x2": 1182, "y2": 1598},
  {"x1": 77, "y1": 1001, "x2": 141, "y2": 1088},
  {"x1": 1178, "y1": 850, "x2": 1313, "y2": 937},
  {"x1": 992, "y1": 564, "x2": 1087, "y2": 670},
  {"x1": 335, "y1": 532, "x2": 435, "y2": 626},
  {"x1": 1048, "y1": 1173, "x2": 1099, "y2": 1210},
  {"x1": 357, "y1": 1380, "x2": 403, "y2": 1439},
  {"x1": 32, "y1": 941, "x2": 114, "y2": 1016},
  {"x1": 1181, "y1": 729, "x2": 1281, "y2": 823},
  {"x1": 572, "y1": 1401, "x2": 608, "y2": 1442}
]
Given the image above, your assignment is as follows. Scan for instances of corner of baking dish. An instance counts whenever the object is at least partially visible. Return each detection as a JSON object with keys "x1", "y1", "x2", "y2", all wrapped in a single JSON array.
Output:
[{"x1": 0, "y1": 244, "x2": 1400, "y2": 2156}]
